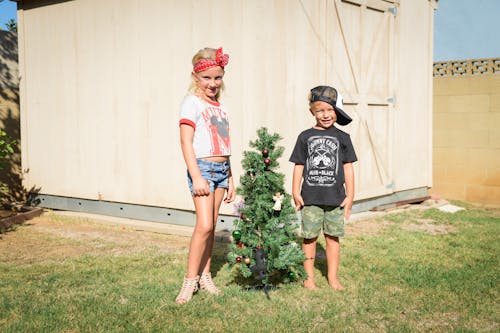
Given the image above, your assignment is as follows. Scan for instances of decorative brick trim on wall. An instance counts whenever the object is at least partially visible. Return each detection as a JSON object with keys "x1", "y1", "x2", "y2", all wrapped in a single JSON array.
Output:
[{"x1": 433, "y1": 58, "x2": 500, "y2": 77}]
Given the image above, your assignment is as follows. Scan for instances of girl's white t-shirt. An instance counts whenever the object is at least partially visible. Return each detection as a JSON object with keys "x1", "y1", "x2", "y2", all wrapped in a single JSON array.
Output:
[{"x1": 179, "y1": 94, "x2": 231, "y2": 158}]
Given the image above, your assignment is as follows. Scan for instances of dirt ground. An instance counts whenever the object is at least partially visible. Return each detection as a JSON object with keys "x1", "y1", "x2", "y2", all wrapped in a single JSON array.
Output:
[
  {"x1": 0, "y1": 200, "x2": 457, "y2": 264},
  {"x1": 0, "y1": 213, "x2": 192, "y2": 265}
]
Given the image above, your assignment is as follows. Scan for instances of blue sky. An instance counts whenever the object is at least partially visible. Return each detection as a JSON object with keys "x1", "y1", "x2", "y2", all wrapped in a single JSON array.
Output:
[
  {"x1": 434, "y1": 0, "x2": 500, "y2": 61},
  {"x1": 0, "y1": 0, "x2": 15, "y2": 28},
  {"x1": 0, "y1": 0, "x2": 499, "y2": 61}
]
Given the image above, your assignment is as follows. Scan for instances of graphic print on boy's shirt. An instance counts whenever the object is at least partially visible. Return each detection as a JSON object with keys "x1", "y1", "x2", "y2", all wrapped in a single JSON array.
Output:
[
  {"x1": 202, "y1": 105, "x2": 230, "y2": 156},
  {"x1": 306, "y1": 135, "x2": 339, "y2": 187}
]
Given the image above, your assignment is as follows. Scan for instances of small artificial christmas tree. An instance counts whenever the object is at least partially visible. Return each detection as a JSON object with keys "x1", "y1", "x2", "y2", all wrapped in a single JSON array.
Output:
[{"x1": 227, "y1": 127, "x2": 306, "y2": 285}]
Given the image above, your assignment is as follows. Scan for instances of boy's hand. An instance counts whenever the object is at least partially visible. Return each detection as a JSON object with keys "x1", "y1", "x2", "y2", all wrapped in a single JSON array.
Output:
[
  {"x1": 293, "y1": 193, "x2": 304, "y2": 212},
  {"x1": 340, "y1": 197, "x2": 353, "y2": 221}
]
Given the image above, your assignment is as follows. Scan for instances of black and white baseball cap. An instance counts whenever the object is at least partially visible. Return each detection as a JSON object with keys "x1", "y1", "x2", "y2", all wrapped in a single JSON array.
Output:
[{"x1": 309, "y1": 86, "x2": 352, "y2": 126}]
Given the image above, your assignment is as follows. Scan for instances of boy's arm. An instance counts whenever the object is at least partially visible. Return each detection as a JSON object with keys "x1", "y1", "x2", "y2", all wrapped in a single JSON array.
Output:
[
  {"x1": 341, "y1": 162, "x2": 355, "y2": 220},
  {"x1": 292, "y1": 164, "x2": 305, "y2": 211}
]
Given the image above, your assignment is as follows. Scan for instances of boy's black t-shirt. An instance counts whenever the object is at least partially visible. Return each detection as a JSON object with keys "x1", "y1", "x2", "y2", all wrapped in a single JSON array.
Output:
[{"x1": 289, "y1": 126, "x2": 357, "y2": 207}]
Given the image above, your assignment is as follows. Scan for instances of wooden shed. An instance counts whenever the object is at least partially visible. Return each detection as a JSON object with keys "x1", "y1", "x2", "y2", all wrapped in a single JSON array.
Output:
[{"x1": 15, "y1": 0, "x2": 437, "y2": 228}]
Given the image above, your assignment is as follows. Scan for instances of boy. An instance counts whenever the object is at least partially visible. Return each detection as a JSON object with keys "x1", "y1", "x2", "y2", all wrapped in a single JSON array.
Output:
[{"x1": 289, "y1": 85, "x2": 357, "y2": 290}]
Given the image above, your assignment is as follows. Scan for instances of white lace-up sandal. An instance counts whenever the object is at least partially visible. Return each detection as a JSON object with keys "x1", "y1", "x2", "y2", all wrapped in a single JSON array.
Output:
[
  {"x1": 199, "y1": 272, "x2": 221, "y2": 295},
  {"x1": 175, "y1": 275, "x2": 199, "y2": 304}
]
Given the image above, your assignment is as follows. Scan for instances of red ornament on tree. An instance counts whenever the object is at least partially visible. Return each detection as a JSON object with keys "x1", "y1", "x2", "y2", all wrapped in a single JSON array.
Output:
[
  {"x1": 262, "y1": 148, "x2": 269, "y2": 157},
  {"x1": 236, "y1": 256, "x2": 242, "y2": 263},
  {"x1": 264, "y1": 158, "x2": 271, "y2": 166}
]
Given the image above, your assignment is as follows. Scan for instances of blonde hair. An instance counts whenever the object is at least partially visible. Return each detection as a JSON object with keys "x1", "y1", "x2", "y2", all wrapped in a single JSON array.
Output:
[{"x1": 188, "y1": 48, "x2": 226, "y2": 100}]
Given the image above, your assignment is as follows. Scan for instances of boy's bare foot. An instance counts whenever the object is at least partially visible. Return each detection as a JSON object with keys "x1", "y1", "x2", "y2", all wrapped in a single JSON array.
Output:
[
  {"x1": 303, "y1": 279, "x2": 318, "y2": 290},
  {"x1": 328, "y1": 278, "x2": 344, "y2": 291}
]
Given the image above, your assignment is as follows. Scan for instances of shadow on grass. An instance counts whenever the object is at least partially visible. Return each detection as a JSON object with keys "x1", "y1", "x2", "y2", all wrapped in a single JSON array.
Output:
[
  {"x1": 313, "y1": 242, "x2": 330, "y2": 281},
  {"x1": 211, "y1": 241, "x2": 228, "y2": 279}
]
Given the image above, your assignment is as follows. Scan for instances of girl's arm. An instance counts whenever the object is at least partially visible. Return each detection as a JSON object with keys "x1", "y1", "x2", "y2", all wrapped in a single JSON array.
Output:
[
  {"x1": 341, "y1": 162, "x2": 355, "y2": 220},
  {"x1": 180, "y1": 124, "x2": 210, "y2": 196},
  {"x1": 224, "y1": 163, "x2": 235, "y2": 203},
  {"x1": 292, "y1": 164, "x2": 304, "y2": 211}
]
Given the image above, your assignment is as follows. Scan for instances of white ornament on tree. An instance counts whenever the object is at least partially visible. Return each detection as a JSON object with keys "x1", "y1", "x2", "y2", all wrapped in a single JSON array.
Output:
[{"x1": 272, "y1": 192, "x2": 283, "y2": 211}]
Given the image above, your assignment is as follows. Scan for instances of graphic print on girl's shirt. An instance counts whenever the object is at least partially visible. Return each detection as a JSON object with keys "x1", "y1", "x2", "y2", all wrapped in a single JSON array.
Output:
[
  {"x1": 202, "y1": 105, "x2": 230, "y2": 156},
  {"x1": 306, "y1": 135, "x2": 339, "y2": 187},
  {"x1": 179, "y1": 95, "x2": 231, "y2": 158}
]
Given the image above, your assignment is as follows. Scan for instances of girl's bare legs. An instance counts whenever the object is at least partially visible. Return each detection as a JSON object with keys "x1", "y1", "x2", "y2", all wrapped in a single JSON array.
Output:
[
  {"x1": 195, "y1": 188, "x2": 225, "y2": 294},
  {"x1": 199, "y1": 187, "x2": 225, "y2": 275},
  {"x1": 302, "y1": 237, "x2": 318, "y2": 290},
  {"x1": 177, "y1": 192, "x2": 214, "y2": 304},
  {"x1": 177, "y1": 188, "x2": 225, "y2": 303},
  {"x1": 186, "y1": 191, "x2": 217, "y2": 278},
  {"x1": 325, "y1": 234, "x2": 343, "y2": 290}
]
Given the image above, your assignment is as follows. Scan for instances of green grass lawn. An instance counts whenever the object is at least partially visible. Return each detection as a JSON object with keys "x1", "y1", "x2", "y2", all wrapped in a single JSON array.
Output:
[{"x1": 0, "y1": 203, "x2": 498, "y2": 332}]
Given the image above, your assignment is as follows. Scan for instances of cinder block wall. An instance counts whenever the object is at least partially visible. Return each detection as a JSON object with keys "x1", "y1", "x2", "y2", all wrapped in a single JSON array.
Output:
[{"x1": 431, "y1": 61, "x2": 500, "y2": 207}]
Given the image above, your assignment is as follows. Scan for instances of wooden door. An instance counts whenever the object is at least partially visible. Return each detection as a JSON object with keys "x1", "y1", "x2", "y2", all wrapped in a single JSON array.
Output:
[{"x1": 326, "y1": 0, "x2": 399, "y2": 199}]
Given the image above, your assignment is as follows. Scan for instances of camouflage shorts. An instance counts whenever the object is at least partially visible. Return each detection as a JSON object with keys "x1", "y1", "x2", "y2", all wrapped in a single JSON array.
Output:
[{"x1": 301, "y1": 205, "x2": 344, "y2": 239}]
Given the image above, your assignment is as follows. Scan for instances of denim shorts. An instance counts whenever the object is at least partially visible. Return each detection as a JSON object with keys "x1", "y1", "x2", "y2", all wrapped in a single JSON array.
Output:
[
  {"x1": 301, "y1": 205, "x2": 344, "y2": 239},
  {"x1": 187, "y1": 159, "x2": 230, "y2": 195}
]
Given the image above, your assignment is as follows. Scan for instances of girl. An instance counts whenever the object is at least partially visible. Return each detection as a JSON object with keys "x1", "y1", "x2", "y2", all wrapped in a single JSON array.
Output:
[{"x1": 176, "y1": 47, "x2": 235, "y2": 304}]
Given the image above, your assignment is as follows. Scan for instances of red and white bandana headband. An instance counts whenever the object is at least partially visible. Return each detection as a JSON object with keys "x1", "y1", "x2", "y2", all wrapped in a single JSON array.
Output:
[{"x1": 193, "y1": 47, "x2": 229, "y2": 73}]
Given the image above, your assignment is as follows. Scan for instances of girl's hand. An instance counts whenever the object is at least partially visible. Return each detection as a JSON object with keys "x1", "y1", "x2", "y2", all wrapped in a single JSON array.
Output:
[
  {"x1": 192, "y1": 176, "x2": 210, "y2": 196},
  {"x1": 224, "y1": 177, "x2": 235, "y2": 203},
  {"x1": 340, "y1": 197, "x2": 353, "y2": 221},
  {"x1": 292, "y1": 193, "x2": 304, "y2": 212}
]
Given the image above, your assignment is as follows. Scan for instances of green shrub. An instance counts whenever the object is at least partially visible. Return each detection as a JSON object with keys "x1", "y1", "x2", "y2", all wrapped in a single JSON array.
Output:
[
  {"x1": 0, "y1": 129, "x2": 16, "y2": 201},
  {"x1": 0, "y1": 129, "x2": 16, "y2": 168}
]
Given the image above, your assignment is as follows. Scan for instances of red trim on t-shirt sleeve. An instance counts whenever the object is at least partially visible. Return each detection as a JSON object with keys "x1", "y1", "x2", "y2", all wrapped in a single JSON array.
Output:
[{"x1": 179, "y1": 119, "x2": 196, "y2": 128}]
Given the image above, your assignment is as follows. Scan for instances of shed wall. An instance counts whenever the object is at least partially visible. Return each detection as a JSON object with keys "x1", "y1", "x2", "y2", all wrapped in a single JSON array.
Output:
[{"x1": 17, "y1": 0, "x2": 435, "y2": 218}]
